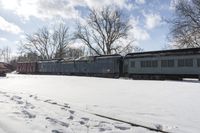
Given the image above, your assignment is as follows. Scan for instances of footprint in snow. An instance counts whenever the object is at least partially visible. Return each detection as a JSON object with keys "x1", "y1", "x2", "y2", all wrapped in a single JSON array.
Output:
[
  {"x1": 50, "y1": 102, "x2": 57, "y2": 105},
  {"x1": 63, "y1": 103, "x2": 70, "y2": 108},
  {"x1": 60, "y1": 107, "x2": 68, "y2": 111},
  {"x1": 81, "y1": 117, "x2": 89, "y2": 121},
  {"x1": 24, "y1": 101, "x2": 35, "y2": 109},
  {"x1": 79, "y1": 121, "x2": 85, "y2": 125},
  {"x1": 10, "y1": 96, "x2": 24, "y2": 104},
  {"x1": 99, "y1": 127, "x2": 112, "y2": 132},
  {"x1": 33, "y1": 95, "x2": 40, "y2": 101},
  {"x1": 46, "y1": 117, "x2": 69, "y2": 128},
  {"x1": 68, "y1": 110, "x2": 75, "y2": 114},
  {"x1": 44, "y1": 99, "x2": 51, "y2": 102},
  {"x1": 21, "y1": 110, "x2": 36, "y2": 119},
  {"x1": 44, "y1": 99, "x2": 57, "y2": 105},
  {"x1": 114, "y1": 125, "x2": 131, "y2": 130},
  {"x1": 51, "y1": 130, "x2": 63, "y2": 133},
  {"x1": 11, "y1": 95, "x2": 22, "y2": 100},
  {"x1": 155, "y1": 124, "x2": 163, "y2": 130},
  {"x1": 60, "y1": 104, "x2": 70, "y2": 111},
  {"x1": 94, "y1": 121, "x2": 112, "y2": 132},
  {"x1": 68, "y1": 115, "x2": 74, "y2": 120}
]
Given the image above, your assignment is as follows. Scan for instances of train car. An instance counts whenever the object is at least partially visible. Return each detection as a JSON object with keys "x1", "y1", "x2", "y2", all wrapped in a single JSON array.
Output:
[
  {"x1": 124, "y1": 48, "x2": 200, "y2": 80},
  {"x1": 16, "y1": 62, "x2": 37, "y2": 74},
  {"x1": 91, "y1": 54, "x2": 123, "y2": 78},
  {"x1": 37, "y1": 60, "x2": 61, "y2": 74},
  {"x1": 70, "y1": 55, "x2": 123, "y2": 78},
  {"x1": 60, "y1": 59, "x2": 75, "y2": 75},
  {"x1": 73, "y1": 56, "x2": 93, "y2": 76}
]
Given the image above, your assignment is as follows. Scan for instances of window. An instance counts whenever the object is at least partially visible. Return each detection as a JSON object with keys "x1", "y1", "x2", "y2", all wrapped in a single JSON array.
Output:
[
  {"x1": 178, "y1": 59, "x2": 193, "y2": 67},
  {"x1": 161, "y1": 60, "x2": 174, "y2": 67},
  {"x1": 178, "y1": 59, "x2": 184, "y2": 67},
  {"x1": 130, "y1": 61, "x2": 135, "y2": 68},
  {"x1": 197, "y1": 59, "x2": 200, "y2": 67},
  {"x1": 141, "y1": 61, "x2": 145, "y2": 67},
  {"x1": 152, "y1": 61, "x2": 158, "y2": 67},
  {"x1": 140, "y1": 60, "x2": 158, "y2": 68},
  {"x1": 185, "y1": 59, "x2": 193, "y2": 67}
]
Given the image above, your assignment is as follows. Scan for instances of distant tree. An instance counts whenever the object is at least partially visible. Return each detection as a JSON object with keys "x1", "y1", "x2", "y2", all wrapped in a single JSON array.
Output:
[
  {"x1": 9, "y1": 52, "x2": 41, "y2": 70},
  {"x1": 17, "y1": 52, "x2": 41, "y2": 62},
  {"x1": 0, "y1": 46, "x2": 11, "y2": 63},
  {"x1": 133, "y1": 46, "x2": 144, "y2": 52},
  {"x1": 20, "y1": 23, "x2": 71, "y2": 60},
  {"x1": 54, "y1": 24, "x2": 71, "y2": 58},
  {"x1": 75, "y1": 7, "x2": 134, "y2": 55},
  {"x1": 168, "y1": 0, "x2": 200, "y2": 48},
  {"x1": 65, "y1": 47, "x2": 85, "y2": 59}
]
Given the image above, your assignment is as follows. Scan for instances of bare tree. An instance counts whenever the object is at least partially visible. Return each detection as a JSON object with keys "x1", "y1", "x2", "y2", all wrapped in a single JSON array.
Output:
[
  {"x1": 20, "y1": 23, "x2": 71, "y2": 60},
  {"x1": 75, "y1": 7, "x2": 133, "y2": 55},
  {"x1": 17, "y1": 52, "x2": 41, "y2": 62},
  {"x1": 0, "y1": 46, "x2": 11, "y2": 62},
  {"x1": 54, "y1": 24, "x2": 71, "y2": 58},
  {"x1": 65, "y1": 47, "x2": 85, "y2": 59},
  {"x1": 168, "y1": 0, "x2": 200, "y2": 48}
]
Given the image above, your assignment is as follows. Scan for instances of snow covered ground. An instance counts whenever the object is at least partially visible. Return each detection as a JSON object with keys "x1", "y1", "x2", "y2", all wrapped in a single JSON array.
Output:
[{"x1": 0, "y1": 74, "x2": 200, "y2": 133}]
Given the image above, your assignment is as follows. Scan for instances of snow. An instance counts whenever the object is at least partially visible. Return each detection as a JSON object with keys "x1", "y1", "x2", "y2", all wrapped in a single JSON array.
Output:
[{"x1": 1, "y1": 74, "x2": 200, "y2": 133}]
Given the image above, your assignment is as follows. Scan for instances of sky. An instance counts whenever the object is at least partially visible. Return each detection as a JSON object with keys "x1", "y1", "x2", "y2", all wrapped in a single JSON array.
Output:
[{"x1": 0, "y1": 0, "x2": 178, "y2": 55}]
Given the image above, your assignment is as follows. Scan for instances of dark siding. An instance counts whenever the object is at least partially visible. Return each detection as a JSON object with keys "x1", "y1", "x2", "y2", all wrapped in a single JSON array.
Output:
[
  {"x1": 140, "y1": 60, "x2": 158, "y2": 68},
  {"x1": 161, "y1": 60, "x2": 174, "y2": 67},
  {"x1": 178, "y1": 59, "x2": 193, "y2": 67},
  {"x1": 197, "y1": 59, "x2": 200, "y2": 67}
]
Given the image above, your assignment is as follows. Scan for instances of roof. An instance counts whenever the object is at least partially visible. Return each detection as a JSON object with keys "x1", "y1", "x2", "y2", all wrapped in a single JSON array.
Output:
[
  {"x1": 74, "y1": 54, "x2": 122, "y2": 61},
  {"x1": 125, "y1": 48, "x2": 200, "y2": 58},
  {"x1": 95, "y1": 54, "x2": 122, "y2": 59}
]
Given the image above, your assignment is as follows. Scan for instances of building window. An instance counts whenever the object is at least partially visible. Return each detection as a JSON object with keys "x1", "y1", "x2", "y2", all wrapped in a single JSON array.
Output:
[
  {"x1": 178, "y1": 59, "x2": 184, "y2": 67},
  {"x1": 141, "y1": 61, "x2": 145, "y2": 67},
  {"x1": 130, "y1": 61, "x2": 135, "y2": 68},
  {"x1": 161, "y1": 60, "x2": 174, "y2": 67},
  {"x1": 140, "y1": 60, "x2": 158, "y2": 68},
  {"x1": 185, "y1": 59, "x2": 193, "y2": 67},
  {"x1": 178, "y1": 59, "x2": 193, "y2": 67},
  {"x1": 152, "y1": 61, "x2": 158, "y2": 67},
  {"x1": 197, "y1": 59, "x2": 200, "y2": 67}
]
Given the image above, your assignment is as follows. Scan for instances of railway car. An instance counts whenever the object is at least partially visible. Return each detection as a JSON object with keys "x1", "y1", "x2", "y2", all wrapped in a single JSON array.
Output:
[
  {"x1": 17, "y1": 62, "x2": 37, "y2": 74},
  {"x1": 74, "y1": 57, "x2": 91, "y2": 75},
  {"x1": 37, "y1": 60, "x2": 61, "y2": 74},
  {"x1": 124, "y1": 48, "x2": 200, "y2": 80},
  {"x1": 91, "y1": 54, "x2": 123, "y2": 78},
  {"x1": 70, "y1": 55, "x2": 122, "y2": 77},
  {"x1": 60, "y1": 59, "x2": 75, "y2": 75}
]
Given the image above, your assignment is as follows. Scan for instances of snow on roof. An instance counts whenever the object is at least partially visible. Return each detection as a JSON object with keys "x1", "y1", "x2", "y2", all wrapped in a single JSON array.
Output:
[{"x1": 126, "y1": 48, "x2": 200, "y2": 58}]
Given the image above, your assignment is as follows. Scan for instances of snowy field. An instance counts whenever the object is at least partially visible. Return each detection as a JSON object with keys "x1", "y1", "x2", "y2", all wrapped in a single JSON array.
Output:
[{"x1": 0, "y1": 74, "x2": 200, "y2": 133}]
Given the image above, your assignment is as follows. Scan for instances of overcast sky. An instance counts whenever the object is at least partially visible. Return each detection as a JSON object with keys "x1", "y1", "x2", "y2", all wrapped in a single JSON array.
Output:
[{"x1": 0, "y1": 0, "x2": 178, "y2": 54}]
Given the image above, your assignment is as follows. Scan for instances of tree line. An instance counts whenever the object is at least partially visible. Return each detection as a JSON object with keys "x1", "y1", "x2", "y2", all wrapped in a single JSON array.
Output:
[
  {"x1": 18, "y1": 7, "x2": 135, "y2": 62},
  {"x1": 168, "y1": 0, "x2": 200, "y2": 48},
  {"x1": 0, "y1": 47, "x2": 11, "y2": 63},
  {"x1": 2, "y1": 1, "x2": 200, "y2": 63}
]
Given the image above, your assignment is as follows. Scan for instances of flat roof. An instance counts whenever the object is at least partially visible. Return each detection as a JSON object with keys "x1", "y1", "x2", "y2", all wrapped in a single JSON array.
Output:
[{"x1": 125, "y1": 48, "x2": 200, "y2": 58}]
